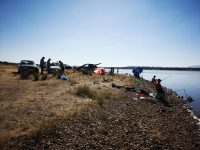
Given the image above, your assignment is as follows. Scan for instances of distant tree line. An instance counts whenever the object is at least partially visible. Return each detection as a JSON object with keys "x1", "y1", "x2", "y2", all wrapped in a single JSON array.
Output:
[
  {"x1": 1, "y1": 61, "x2": 200, "y2": 71},
  {"x1": 104, "y1": 66, "x2": 200, "y2": 71},
  {"x1": 0, "y1": 61, "x2": 18, "y2": 65}
]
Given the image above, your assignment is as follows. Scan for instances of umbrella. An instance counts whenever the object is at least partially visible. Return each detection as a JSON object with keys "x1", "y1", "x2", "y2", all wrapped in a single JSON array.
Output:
[
  {"x1": 132, "y1": 67, "x2": 143, "y2": 77},
  {"x1": 94, "y1": 67, "x2": 106, "y2": 75}
]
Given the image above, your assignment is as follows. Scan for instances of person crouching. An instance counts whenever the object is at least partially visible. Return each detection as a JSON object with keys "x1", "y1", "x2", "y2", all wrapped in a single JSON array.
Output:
[
  {"x1": 155, "y1": 79, "x2": 165, "y2": 100},
  {"x1": 155, "y1": 79, "x2": 170, "y2": 106}
]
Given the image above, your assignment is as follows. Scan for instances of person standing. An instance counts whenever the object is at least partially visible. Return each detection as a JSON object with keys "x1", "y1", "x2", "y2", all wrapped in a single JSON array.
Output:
[
  {"x1": 40, "y1": 57, "x2": 45, "y2": 75},
  {"x1": 47, "y1": 58, "x2": 51, "y2": 74},
  {"x1": 59, "y1": 60, "x2": 64, "y2": 73}
]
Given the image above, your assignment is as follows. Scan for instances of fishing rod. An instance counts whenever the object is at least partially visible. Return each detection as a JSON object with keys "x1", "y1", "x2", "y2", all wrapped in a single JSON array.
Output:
[
  {"x1": 173, "y1": 88, "x2": 194, "y2": 102},
  {"x1": 161, "y1": 76, "x2": 170, "y2": 81}
]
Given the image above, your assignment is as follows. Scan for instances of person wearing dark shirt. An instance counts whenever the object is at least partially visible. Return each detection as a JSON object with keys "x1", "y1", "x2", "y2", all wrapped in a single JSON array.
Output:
[
  {"x1": 155, "y1": 79, "x2": 169, "y2": 106},
  {"x1": 152, "y1": 75, "x2": 156, "y2": 84},
  {"x1": 59, "y1": 61, "x2": 64, "y2": 73},
  {"x1": 155, "y1": 79, "x2": 164, "y2": 94},
  {"x1": 47, "y1": 58, "x2": 51, "y2": 74},
  {"x1": 40, "y1": 57, "x2": 45, "y2": 75}
]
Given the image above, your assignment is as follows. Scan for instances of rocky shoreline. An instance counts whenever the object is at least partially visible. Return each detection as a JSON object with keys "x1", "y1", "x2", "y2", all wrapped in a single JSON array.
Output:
[{"x1": 5, "y1": 96, "x2": 200, "y2": 149}]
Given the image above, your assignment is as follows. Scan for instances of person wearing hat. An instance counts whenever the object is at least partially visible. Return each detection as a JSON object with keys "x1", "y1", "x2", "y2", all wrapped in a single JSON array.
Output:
[
  {"x1": 155, "y1": 79, "x2": 165, "y2": 101},
  {"x1": 40, "y1": 57, "x2": 45, "y2": 75},
  {"x1": 155, "y1": 79, "x2": 170, "y2": 106}
]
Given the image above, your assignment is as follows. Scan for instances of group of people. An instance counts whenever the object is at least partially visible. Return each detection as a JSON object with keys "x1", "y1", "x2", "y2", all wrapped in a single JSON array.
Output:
[{"x1": 40, "y1": 57, "x2": 65, "y2": 75}]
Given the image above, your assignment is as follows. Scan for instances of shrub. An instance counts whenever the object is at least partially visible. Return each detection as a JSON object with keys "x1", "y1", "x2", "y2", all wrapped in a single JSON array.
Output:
[
  {"x1": 75, "y1": 85, "x2": 96, "y2": 99},
  {"x1": 75, "y1": 86, "x2": 115, "y2": 106},
  {"x1": 69, "y1": 78, "x2": 79, "y2": 86},
  {"x1": 82, "y1": 70, "x2": 92, "y2": 76},
  {"x1": 102, "y1": 77, "x2": 113, "y2": 82},
  {"x1": 96, "y1": 96, "x2": 104, "y2": 106}
]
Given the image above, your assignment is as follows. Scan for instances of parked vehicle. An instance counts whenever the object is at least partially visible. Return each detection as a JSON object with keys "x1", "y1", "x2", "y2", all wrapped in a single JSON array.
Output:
[
  {"x1": 77, "y1": 63, "x2": 101, "y2": 72},
  {"x1": 49, "y1": 62, "x2": 61, "y2": 73},
  {"x1": 77, "y1": 63, "x2": 106, "y2": 74},
  {"x1": 64, "y1": 64, "x2": 72, "y2": 69},
  {"x1": 18, "y1": 60, "x2": 39, "y2": 79}
]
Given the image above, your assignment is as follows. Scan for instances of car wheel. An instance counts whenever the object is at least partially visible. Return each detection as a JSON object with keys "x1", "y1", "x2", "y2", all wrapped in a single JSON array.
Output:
[
  {"x1": 30, "y1": 74, "x2": 39, "y2": 81},
  {"x1": 19, "y1": 71, "x2": 29, "y2": 79},
  {"x1": 19, "y1": 72, "x2": 25, "y2": 79}
]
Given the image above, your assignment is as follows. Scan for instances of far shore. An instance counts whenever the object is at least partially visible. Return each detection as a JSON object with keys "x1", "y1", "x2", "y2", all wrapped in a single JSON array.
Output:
[
  {"x1": 104, "y1": 66, "x2": 200, "y2": 71},
  {"x1": 0, "y1": 61, "x2": 200, "y2": 71}
]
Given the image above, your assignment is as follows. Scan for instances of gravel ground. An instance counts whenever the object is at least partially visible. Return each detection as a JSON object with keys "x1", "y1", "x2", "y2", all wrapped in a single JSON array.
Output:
[{"x1": 4, "y1": 94, "x2": 200, "y2": 150}]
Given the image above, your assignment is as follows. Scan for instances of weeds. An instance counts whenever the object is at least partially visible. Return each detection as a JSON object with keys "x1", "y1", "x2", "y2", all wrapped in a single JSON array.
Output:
[
  {"x1": 82, "y1": 70, "x2": 92, "y2": 76},
  {"x1": 102, "y1": 77, "x2": 113, "y2": 82},
  {"x1": 69, "y1": 78, "x2": 79, "y2": 86},
  {"x1": 28, "y1": 119, "x2": 59, "y2": 144},
  {"x1": 75, "y1": 86, "x2": 114, "y2": 106},
  {"x1": 95, "y1": 95, "x2": 104, "y2": 106},
  {"x1": 75, "y1": 85, "x2": 96, "y2": 99}
]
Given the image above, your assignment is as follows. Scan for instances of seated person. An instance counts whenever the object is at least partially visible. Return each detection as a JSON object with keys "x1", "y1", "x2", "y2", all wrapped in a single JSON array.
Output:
[
  {"x1": 155, "y1": 79, "x2": 165, "y2": 100},
  {"x1": 151, "y1": 75, "x2": 156, "y2": 84}
]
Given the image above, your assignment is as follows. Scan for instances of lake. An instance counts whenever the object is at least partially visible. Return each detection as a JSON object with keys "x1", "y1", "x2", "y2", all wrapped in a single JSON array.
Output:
[{"x1": 117, "y1": 69, "x2": 200, "y2": 117}]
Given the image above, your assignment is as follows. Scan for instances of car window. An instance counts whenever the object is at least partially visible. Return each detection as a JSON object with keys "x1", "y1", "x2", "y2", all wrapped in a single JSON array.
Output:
[
  {"x1": 82, "y1": 64, "x2": 89, "y2": 68},
  {"x1": 51, "y1": 63, "x2": 59, "y2": 66},
  {"x1": 21, "y1": 60, "x2": 34, "y2": 65},
  {"x1": 89, "y1": 64, "x2": 96, "y2": 68}
]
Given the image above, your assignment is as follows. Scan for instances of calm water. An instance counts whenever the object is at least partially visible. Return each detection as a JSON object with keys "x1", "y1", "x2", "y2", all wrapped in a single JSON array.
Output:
[{"x1": 117, "y1": 69, "x2": 200, "y2": 116}]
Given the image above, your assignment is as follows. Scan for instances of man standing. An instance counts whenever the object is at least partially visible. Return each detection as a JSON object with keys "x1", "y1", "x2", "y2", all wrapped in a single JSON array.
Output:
[
  {"x1": 40, "y1": 57, "x2": 45, "y2": 75},
  {"x1": 59, "y1": 60, "x2": 64, "y2": 73},
  {"x1": 47, "y1": 58, "x2": 51, "y2": 74}
]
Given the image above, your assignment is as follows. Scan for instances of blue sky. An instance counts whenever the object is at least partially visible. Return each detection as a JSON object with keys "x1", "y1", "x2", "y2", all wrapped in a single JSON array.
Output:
[{"x1": 0, "y1": 0, "x2": 200, "y2": 67}]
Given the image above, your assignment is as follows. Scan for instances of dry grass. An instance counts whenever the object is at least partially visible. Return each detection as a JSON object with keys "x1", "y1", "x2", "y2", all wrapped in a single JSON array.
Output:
[
  {"x1": 68, "y1": 78, "x2": 79, "y2": 86},
  {"x1": 0, "y1": 64, "x2": 17, "y2": 69},
  {"x1": 0, "y1": 69, "x2": 7, "y2": 72},
  {"x1": 40, "y1": 73, "x2": 48, "y2": 80},
  {"x1": 0, "y1": 67, "x2": 133, "y2": 145},
  {"x1": 75, "y1": 85, "x2": 121, "y2": 106},
  {"x1": 102, "y1": 76, "x2": 114, "y2": 82},
  {"x1": 75, "y1": 85, "x2": 96, "y2": 99}
]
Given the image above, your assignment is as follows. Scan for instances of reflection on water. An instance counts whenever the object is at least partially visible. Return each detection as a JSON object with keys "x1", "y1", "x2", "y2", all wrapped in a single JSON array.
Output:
[{"x1": 118, "y1": 69, "x2": 200, "y2": 116}]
